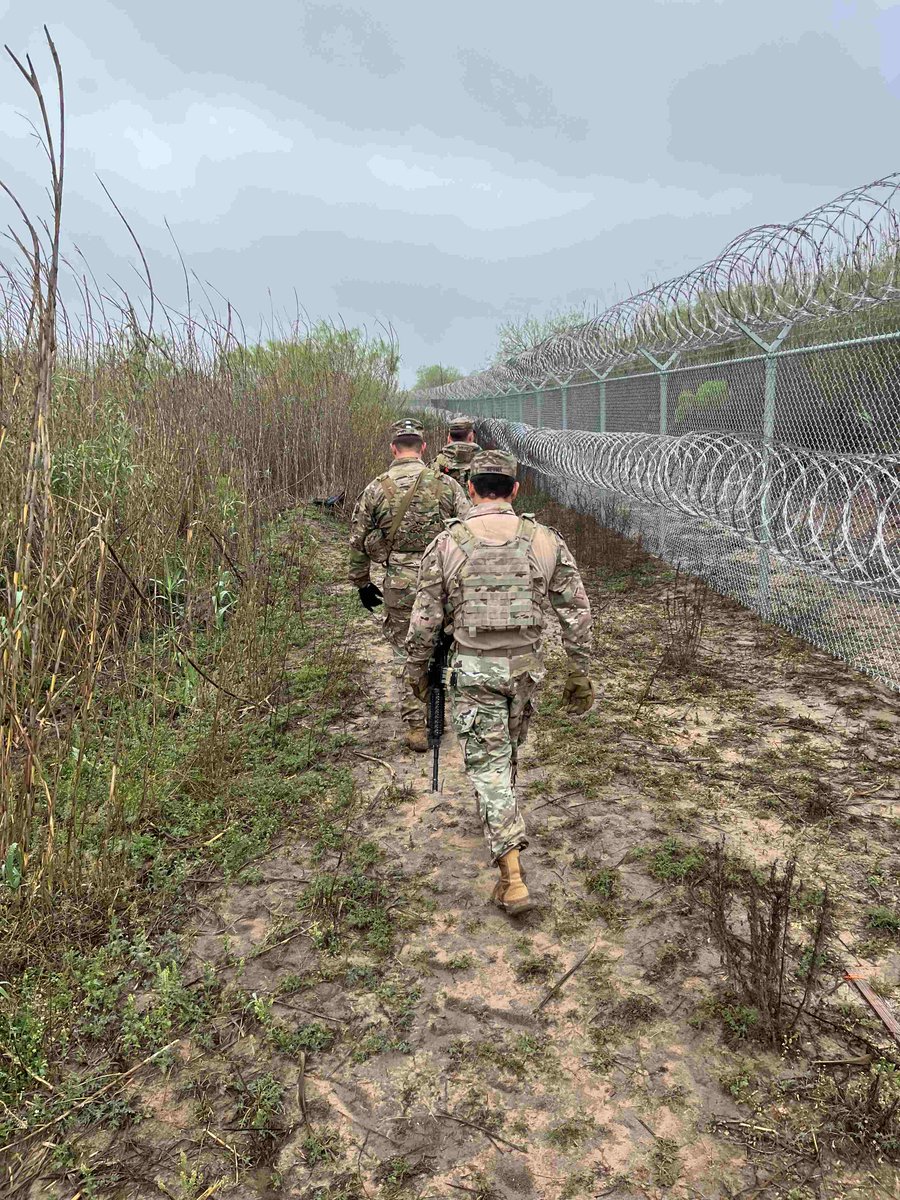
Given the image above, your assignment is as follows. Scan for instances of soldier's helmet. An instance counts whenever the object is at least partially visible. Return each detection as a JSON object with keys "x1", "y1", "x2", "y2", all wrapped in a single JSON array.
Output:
[
  {"x1": 389, "y1": 417, "x2": 425, "y2": 442},
  {"x1": 470, "y1": 449, "x2": 517, "y2": 478},
  {"x1": 448, "y1": 415, "x2": 475, "y2": 436}
]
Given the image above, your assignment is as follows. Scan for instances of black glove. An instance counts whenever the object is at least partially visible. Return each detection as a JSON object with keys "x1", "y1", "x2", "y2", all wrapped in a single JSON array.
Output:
[{"x1": 358, "y1": 583, "x2": 383, "y2": 612}]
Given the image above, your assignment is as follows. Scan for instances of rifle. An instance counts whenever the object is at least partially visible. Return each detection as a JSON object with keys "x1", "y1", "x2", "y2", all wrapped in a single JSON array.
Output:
[{"x1": 427, "y1": 631, "x2": 453, "y2": 792}]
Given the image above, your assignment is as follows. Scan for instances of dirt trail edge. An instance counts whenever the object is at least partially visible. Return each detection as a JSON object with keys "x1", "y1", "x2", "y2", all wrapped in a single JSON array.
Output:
[{"x1": 38, "y1": 511, "x2": 899, "y2": 1200}]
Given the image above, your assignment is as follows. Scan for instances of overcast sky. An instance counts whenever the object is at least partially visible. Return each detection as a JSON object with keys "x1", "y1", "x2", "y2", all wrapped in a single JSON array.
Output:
[{"x1": 0, "y1": 0, "x2": 898, "y2": 384}]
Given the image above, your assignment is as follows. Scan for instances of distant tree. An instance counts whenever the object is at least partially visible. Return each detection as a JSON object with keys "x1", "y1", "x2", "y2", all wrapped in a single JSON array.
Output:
[
  {"x1": 414, "y1": 363, "x2": 464, "y2": 390},
  {"x1": 491, "y1": 306, "x2": 590, "y2": 365}
]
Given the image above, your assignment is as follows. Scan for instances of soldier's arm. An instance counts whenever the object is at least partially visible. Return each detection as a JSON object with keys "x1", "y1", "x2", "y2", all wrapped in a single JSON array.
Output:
[
  {"x1": 404, "y1": 536, "x2": 447, "y2": 670},
  {"x1": 547, "y1": 534, "x2": 593, "y2": 674},
  {"x1": 348, "y1": 484, "x2": 377, "y2": 586}
]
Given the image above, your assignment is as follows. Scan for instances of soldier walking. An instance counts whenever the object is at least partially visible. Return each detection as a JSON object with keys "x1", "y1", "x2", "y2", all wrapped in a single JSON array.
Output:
[
  {"x1": 404, "y1": 450, "x2": 594, "y2": 915},
  {"x1": 431, "y1": 416, "x2": 482, "y2": 487},
  {"x1": 349, "y1": 418, "x2": 470, "y2": 751}
]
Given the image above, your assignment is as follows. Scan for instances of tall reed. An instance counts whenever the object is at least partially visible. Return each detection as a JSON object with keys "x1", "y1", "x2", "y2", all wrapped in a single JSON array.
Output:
[{"x1": 0, "y1": 36, "x2": 402, "y2": 938}]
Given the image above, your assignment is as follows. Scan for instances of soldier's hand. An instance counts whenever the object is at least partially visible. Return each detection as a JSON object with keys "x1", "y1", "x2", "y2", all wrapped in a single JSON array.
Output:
[
  {"x1": 358, "y1": 583, "x2": 384, "y2": 611},
  {"x1": 563, "y1": 670, "x2": 594, "y2": 715}
]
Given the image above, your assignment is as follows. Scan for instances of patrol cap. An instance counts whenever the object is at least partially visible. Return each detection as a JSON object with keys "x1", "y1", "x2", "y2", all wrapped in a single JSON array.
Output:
[
  {"x1": 470, "y1": 449, "x2": 517, "y2": 478},
  {"x1": 389, "y1": 417, "x2": 425, "y2": 441},
  {"x1": 448, "y1": 415, "x2": 474, "y2": 435}
]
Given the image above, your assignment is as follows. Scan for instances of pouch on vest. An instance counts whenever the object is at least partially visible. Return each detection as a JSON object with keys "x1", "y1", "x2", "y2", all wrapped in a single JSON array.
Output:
[{"x1": 448, "y1": 515, "x2": 543, "y2": 638}]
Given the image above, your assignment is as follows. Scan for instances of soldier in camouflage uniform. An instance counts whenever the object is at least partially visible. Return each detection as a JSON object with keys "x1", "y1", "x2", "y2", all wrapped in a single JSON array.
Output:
[
  {"x1": 349, "y1": 417, "x2": 470, "y2": 750},
  {"x1": 404, "y1": 450, "x2": 594, "y2": 915},
  {"x1": 431, "y1": 416, "x2": 482, "y2": 487}
]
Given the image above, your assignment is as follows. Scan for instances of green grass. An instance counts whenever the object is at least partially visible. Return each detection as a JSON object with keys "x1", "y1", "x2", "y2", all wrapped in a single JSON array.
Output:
[
  {"x1": 867, "y1": 906, "x2": 900, "y2": 936},
  {"x1": 645, "y1": 837, "x2": 706, "y2": 882},
  {"x1": 0, "y1": 513, "x2": 368, "y2": 1158}
]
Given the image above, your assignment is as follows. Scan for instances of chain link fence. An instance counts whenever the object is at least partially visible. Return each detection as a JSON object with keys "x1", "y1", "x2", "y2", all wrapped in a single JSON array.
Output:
[{"x1": 414, "y1": 176, "x2": 900, "y2": 691}]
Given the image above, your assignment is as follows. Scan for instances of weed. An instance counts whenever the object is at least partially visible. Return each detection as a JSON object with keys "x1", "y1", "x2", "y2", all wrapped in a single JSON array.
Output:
[
  {"x1": 649, "y1": 1136, "x2": 681, "y2": 1187},
  {"x1": 300, "y1": 1126, "x2": 343, "y2": 1166},
  {"x1": 720, "y1": 1062, "x2": 758, "y2": 1104},
  {"x1": 704, "y1": 846, "x2": 833, "y2": 1046},
  {"x1": 560, "y1": 1169, "x2": 598, "y2": 1198},
  {"x1": 645, "y1": 837, "x2": 706, "y2": 883},
  {"x1": 445, "y1": 952, "x2": 475, "y2": 972},
  {"x1": 584, "y1": 867, "x2": 620, "y2": 899},
  {"x1": 234, "y1": 1072, "x2": 284, "y2": 1133},
  {"x1": 269, "y1": 1021, "x2": 335, "y2": 1058},
  {"x1": 515, "y1": 950, "x2": 558, "y2": 983},
  {"x1": 867, "y1": 906, "x2": 900, "y2": 936},
  {"x1": 546, "y1": 1114, "x2": 596, "y2": 1150},
  {"x1": 447, "y1": 1031, "x2": 554, "y2": 1082}
]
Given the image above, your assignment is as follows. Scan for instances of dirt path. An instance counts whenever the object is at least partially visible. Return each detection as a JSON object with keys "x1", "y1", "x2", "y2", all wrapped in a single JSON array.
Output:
[{"x1": 51, "y1": 513, "x2": 898, "y2": 1200}]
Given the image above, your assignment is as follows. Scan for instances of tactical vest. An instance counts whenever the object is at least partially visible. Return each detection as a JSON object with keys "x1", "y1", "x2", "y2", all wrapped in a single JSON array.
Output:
[
  {"x1": 446, "y1": 514, "x2": 544, "y2": 638},
  {"x1": 380, "y1": 469, "x2": 448, "y2": 556}
]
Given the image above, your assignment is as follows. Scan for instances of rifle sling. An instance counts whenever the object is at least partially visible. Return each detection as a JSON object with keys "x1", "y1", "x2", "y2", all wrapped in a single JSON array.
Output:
[{"x1": 385, "y1": 469, "x2": 427, "y2": 558}]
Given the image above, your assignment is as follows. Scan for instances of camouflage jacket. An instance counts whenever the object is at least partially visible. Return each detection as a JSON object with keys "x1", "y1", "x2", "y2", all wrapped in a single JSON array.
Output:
[
  {"x1": 432, "y1": 441, "x2": 482, "y2": 486},
  {"x1": 348, "y1": 457, "x2": 470, "y2": 588},
  {"x1": 405, "y1": 500, "x2": 593, "y2": 674}
]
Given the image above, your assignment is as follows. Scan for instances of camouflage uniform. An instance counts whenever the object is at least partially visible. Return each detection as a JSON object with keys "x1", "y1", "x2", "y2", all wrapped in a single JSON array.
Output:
[
  {"x1": 349, "y1": 424, "x2": 470, "y2": 726},
  {"x1": 432, "y1": 416, "x2": 481, "y2": 487},
  {"x1": 432, "y1": 441, "x2": 483, "y2": 487},
  {"x1": 404, "y1": 452, "x2": 592, "y2": 863}
]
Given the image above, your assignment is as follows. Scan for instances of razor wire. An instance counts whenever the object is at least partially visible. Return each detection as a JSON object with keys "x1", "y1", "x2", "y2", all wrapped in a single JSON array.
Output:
[
  {"x1": 418, "y1": 173, "x2": 900, "y2": 402},
  {"x1": 479, "y1": 420, "x2": 900, "y2": 598}
]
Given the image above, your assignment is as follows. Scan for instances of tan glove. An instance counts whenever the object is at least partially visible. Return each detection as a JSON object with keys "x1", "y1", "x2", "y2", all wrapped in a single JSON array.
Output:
[{"x1": 562, "y1": 670, "x2": 594, "y2": 715}]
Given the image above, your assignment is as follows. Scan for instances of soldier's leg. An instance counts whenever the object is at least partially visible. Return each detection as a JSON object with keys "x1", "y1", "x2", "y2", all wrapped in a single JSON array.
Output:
[
  {"x1": 451, "y1": 680, "x2": 527, "y2": 865},
  {"x1": 382, "y1": 604, "x2": 426, "y2": 728},
  {"x1": 508, "y1": 673, "x2": 540, "y2": 786}
]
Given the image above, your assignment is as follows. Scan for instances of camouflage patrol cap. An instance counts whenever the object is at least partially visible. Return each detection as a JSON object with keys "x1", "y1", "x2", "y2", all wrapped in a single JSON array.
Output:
[
  {"x1": 470, "y1": 449, "x2": 517, "y2": 478},
  {"x1": 448, "y1": 415, "x2": 475, "y2": 435},
  {"x1": 389, "y1": 416, "x2": 425, "y2": 441}
]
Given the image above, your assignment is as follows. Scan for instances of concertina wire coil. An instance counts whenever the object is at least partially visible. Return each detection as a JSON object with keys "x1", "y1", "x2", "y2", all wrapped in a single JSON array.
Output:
[
  {"x1": 418, "y1": 173, "x2": 900, "y2": 402},
  {"x1": 478, "y1": 419, "x2": 900, "y2": 600}
]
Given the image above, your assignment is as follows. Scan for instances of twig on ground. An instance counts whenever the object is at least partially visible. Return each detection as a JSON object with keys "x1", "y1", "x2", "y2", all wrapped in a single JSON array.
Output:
[
  {"x1": 433, "y1": 1108, "x2": 528, "y2": 1153},
  {"x1": 534, "y1": 940, "x2": 597, "y2": 1013},
  {"x1": 352, "y1": 750, "x2": 396, "y2": 778}
]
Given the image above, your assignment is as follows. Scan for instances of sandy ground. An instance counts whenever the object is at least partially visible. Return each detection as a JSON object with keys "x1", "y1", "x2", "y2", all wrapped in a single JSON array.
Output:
[{"x1": 36, "y1": 515, "x2": 898, "y2": 1200}]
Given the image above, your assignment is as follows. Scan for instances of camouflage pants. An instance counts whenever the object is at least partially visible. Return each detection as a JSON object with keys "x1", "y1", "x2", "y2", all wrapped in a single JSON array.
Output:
[
  {"x1": 449, "y1": 652, "x2": 543, "y2": 864},
  {"x1": 383, "y1": 563, "x2": 425, "y2": 726}
]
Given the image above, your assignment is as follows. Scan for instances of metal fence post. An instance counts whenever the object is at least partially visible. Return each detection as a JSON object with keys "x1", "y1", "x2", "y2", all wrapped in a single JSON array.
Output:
[
  {"x1": 637, "y1": 350, "x2": 679, "y2": 553},
  {"x1": 560, "y1": 383, "x2": 568, "y2": 430},
  {"x1": 535, "y1": 388, "x2": 543, "y2": 427},
  {"x1": 597, "y1": 367, "x2": 611, "y2": 433},
  {"x1": 735, "y1": 322, "x2": 792, "y2": 617}
]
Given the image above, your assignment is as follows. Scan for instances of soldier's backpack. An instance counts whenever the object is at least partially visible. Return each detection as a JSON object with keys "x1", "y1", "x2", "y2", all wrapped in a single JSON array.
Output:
[
  {"x1": 380, "y1": 469, "x2": 449, "y2": 556},
  {"x1": 437, "y1": 442, "x2": 480, "y2": 486},
  {"x1": 446, "y1": 514, "x2": 544, "y2": 638}
]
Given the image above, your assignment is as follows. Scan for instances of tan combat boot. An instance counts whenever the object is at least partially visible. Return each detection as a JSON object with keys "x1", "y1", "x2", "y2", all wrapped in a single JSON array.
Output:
[
  {"x1": 405, "y1": 724, "x2": 429, "y2": 753},
  {"x1": 492, "y1": 849, "x2": 536, "y2": 916}
]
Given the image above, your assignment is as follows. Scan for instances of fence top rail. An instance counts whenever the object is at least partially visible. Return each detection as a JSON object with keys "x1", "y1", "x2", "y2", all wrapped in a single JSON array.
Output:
[
  {"x1": 424, "y1": 326, "x2": 900, "y2": 406},
  {"x1": 415, "y1": 171, "x2": 900, "y2": 404}
]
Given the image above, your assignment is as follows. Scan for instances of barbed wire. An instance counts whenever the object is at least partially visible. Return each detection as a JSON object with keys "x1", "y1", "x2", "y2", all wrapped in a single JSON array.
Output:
[
  {"x1": 419, "y1": 173, "x2": 900, "y2": 401},
  {"x1": 480, "y1": 419, "x2": 900, "y2": 597}
]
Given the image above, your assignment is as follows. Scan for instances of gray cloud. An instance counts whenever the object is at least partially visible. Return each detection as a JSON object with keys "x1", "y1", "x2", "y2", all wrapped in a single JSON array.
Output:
[
  {"x1": 301, "y1": 5, "x2": 403, "y2": 76},
  {"x1": 0, "y1": 1, "x2": 895, "y2": 385},
  {"x1": 668, "y1": 32, "x2": 899, "y2": 184},
  {"x1": 459, "y1": 50, "x2": 588, "y2": 141},
  {"x1": 333, "y1": 280, "x2": 500, "y2": 343}
]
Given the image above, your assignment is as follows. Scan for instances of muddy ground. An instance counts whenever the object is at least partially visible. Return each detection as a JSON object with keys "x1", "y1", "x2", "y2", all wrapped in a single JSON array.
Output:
[{"x1": 23, "y1": 513, "x2": 900, "y2": 1200}]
